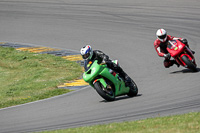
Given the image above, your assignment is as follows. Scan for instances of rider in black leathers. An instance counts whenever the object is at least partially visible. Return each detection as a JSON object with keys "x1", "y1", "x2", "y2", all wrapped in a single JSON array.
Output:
[{"x1": 80, "y1": 45, "x2": 131, "y2": 87}]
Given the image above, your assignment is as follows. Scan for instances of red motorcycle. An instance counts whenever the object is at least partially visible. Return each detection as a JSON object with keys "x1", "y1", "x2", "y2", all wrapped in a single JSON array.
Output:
[{"x1": 167, "y1": 40, "x2": 198, "y2": 72}]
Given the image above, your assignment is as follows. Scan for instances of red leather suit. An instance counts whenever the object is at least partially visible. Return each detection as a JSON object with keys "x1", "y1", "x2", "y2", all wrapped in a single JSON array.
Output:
[{"x1": 154, "y1": 35, "x2": 182, "y2": 68}]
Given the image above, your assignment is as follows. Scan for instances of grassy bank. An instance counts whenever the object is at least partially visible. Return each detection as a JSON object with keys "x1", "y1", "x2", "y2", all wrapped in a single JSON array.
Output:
[
  {"x1": 39, "y1": 112, "x2": 200, "y2": 133},
  {"x1": 0, "y1": 46, "x2": 82, "y2": 108}
]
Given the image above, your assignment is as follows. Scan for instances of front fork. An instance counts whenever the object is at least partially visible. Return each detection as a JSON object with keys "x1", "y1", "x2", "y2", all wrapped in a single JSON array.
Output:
[
  {"x1": 176, "y1": 47, "x2": 196, "y2": 67},
  {"x1": 93, "y1": 78, "x2": 114, "y2": 96}
]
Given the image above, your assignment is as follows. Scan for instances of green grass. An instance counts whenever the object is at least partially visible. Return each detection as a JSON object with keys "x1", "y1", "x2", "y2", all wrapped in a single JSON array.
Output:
[
  {"x1": 0, "y1": 46, "x2": 82, "y2": 108},
  {"x1": 38, "y1": 112, "x2": 200, "y2": 133}
]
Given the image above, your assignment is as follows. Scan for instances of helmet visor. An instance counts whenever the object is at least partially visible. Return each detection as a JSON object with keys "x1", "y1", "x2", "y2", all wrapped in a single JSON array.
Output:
[
  {"x1": 158, "y1": 34, "x2": 167, "y2": 39},
  {"x1": 82, "y1": 52, "x2": 90, "y2": 59}
]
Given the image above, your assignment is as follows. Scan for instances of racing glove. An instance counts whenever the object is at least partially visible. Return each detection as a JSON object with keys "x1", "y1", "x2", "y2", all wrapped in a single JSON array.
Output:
[{"x1": 164, "y1": 53, "x2": 171, "y2": 59}]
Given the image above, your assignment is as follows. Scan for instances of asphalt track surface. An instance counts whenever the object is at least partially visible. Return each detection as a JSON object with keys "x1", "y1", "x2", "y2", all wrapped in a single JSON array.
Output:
[{"x1": 0, "y1": 0, "x2": 200, "y2": 132}]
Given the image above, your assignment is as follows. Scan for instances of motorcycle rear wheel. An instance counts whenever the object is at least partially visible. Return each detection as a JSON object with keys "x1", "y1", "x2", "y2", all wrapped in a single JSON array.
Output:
[
  {"x1": 127, "y1": 79, "x2": 138, "y2": 97},
  {"x1": 182, "y1": 55, "x2": 198, "y2": 72},
  {"x1": 94, "y1": 81, "x2": 115, "y2": 101}
]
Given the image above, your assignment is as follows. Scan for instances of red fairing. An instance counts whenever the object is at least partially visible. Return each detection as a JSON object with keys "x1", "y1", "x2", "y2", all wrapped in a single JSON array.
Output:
[
  {"x1": 167, "y1": 40, "x2": 185, "y2": 57},
  {"x1": 154, "y1": 35, "x2": 182, "y2": 57},
  {"x1": 167, "y1": 40, "x2": 196, "y2": 67}
]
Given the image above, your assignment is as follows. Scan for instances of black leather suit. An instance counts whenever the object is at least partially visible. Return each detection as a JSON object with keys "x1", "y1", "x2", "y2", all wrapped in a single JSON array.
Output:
[{"x1": 84, "y1": 50, "x2": 129, "y2": 82}]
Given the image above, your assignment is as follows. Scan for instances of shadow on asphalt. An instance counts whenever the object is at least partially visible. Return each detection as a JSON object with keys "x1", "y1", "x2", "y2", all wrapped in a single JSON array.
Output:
[
  {"x1": 170, "y1": 68, "x2": 200, "y2": 74},
  {"x1": 100, "y1": 94, "x2": 142, "y2": 103}
]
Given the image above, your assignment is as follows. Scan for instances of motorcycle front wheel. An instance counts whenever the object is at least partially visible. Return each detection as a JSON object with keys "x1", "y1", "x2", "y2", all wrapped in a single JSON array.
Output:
[
  {"x1": 94, "y1": 81, "x2": 115, "y2": 101},
  {"x1": 182, "y1": 55, "x2": 198, "y2": 72}
]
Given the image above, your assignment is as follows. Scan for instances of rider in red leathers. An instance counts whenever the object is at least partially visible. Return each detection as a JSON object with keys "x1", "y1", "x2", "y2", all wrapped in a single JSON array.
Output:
[{"x1": 154, "y1": 28, "x2": 195, "y2": 68}]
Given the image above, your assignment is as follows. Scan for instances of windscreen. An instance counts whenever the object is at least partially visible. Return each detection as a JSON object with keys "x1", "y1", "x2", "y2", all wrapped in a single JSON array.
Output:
[
  {"x1": 167, "y1": 40, "x2": 177, "y2": 49},
  {"x1": 84, "y1": 59, "x2": 94, "y2": 72}
]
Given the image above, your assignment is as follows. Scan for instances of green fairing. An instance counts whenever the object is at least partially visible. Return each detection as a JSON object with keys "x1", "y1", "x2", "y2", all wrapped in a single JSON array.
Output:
[
  {"x1": 83, "y1": 60, "x2": 130, "y2": 97},
  {"x1": 96, "y1": 78, "x2": 107, "y2": 88}
]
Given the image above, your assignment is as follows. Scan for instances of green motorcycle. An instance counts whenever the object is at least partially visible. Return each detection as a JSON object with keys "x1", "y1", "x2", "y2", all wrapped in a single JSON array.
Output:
[{"x1": 83, "y1": 60, "x2": 138, "y2": 101}]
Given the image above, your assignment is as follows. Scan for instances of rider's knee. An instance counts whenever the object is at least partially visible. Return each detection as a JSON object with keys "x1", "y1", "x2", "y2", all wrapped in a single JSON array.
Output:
[{"x1": 164, "y1": 60, "x2": 172, "y2": 68}]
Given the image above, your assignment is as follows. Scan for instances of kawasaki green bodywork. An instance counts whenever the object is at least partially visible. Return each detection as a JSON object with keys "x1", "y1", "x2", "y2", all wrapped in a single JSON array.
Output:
[{"x1": 83, "y1": 60, "x2": 130, "y2": 96}]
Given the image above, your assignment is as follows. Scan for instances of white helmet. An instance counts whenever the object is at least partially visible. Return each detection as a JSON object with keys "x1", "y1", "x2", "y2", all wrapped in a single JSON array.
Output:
[
  {"x1": 156, "y1": 29, "x2": 167, "y2": 42},
  {"x1": 80, "y1": 45, "x2": 93, "y2": 60}
]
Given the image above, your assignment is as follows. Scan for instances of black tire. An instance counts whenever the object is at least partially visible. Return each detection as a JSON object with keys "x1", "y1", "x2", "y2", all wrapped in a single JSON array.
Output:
[
  {"x1": 94, "y1": 81, "x2": 115, "y2": 101},
  {"x1": 182, "y1": 55, "x2": 198, "y2": 72},
  {"x1": 127, "y1": 79, "x2": 138, "y2": 97}
]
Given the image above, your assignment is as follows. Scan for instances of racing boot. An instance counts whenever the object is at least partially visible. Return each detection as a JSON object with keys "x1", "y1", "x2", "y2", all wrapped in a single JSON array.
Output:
[
  {"x1": 110, "y1": 62, "x2": 132, "y2": 87},
  {"x1": 124, "y1": 75, "x2": 132, "y2": 87},
  {"x1": 119, "y1": 71, "x2": 132, "y2": 87},
  {"x1": 191, "y1": 50, "x2": 195, "y2": 54},
  {"x1": 188, "y1": 47, "x2": 195, "y2": 54},
  {"x1": 181, "y1": 39, "x2": 195, "y2": 54},
  {"x1": 184, "y1": 42, "x2": 195, "y2": 54}
]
